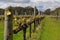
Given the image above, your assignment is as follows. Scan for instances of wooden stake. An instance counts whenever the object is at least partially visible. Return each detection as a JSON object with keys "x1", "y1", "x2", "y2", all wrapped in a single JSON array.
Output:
[
  {"x1": 33, "y1": 20, "x2": 36, "y2": 32},
  {"x1": 23, "y1": 28, "x2": 26, "y2": 40},
  {"x1": 30, "y1": 23, "x2": 31, "y2": 37},
  {"x1": 4, "y1": 9, "x2": 13, "y2": 40}
]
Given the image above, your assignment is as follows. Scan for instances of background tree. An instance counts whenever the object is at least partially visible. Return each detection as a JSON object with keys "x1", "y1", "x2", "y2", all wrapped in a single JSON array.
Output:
[
  {"x1": 0, "y1": 8, "x2": 5, "y2": 15},
  {"x1": 44, "y1": 9, "x2": 51, "y2": 15}
]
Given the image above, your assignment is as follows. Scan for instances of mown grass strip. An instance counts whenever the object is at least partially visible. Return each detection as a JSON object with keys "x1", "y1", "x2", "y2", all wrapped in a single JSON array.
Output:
[{"x1": 40, "y1": 17, "x2": 60, "y2": 40}]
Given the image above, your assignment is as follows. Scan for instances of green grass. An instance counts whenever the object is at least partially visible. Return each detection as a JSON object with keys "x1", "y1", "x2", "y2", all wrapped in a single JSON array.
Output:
[
  {"x1": 13, "y1": 30, "x2": 23, "y2": 40},
  {"x1": 40, "y1": 17, "x2": 60, "y2": 40},
  {"x1": 0, "y1": 21, "x2": 4, "y2": 40}
]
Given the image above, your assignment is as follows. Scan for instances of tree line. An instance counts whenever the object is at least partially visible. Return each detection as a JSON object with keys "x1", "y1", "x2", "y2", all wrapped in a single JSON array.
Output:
[
  {"x1": 44, "y1": 7, "x2": 60, "y2": 16},
  {"x1": 0, "y1": 6, "x2": 60, "y2": 16},
  {"x1": 0, "y1": 6, "x2": 38, "y2": 15}
]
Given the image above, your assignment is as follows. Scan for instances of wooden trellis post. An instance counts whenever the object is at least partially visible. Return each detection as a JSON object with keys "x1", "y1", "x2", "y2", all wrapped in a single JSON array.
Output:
[
  {"x1": 36, "y1": 20, "x2": 38, "y2": 26},
  {"x1": 33, "y1": 20, "x2": 36, "y2": 32},
  {"x1": 39, "y1": 18, "x2": 40, "y2": 24},
  {"x1": 23, "y1": 28, "x2": 26, "y2": 40},
  {"x1": 37, "y1": 19, "x2": 40, "y2": 25},
  {"x1": 57, "y1": 11, "x2": 59, "y2": 20},
  {"x1": 33, "y1": 5, "x2": 36, "y2": 32},
  {"x1": 30, "y1": 23, "x2": 31, "y2": 37},
  {"x1": 4, "y1": 9, "x2": 13, "y2": 40},
  {"x1": 23, "y1": 24, "x2": 27, "y2": 40}
]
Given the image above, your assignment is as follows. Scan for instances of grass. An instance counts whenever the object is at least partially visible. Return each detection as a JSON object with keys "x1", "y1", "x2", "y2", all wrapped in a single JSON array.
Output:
[
  {"x1": 40, "y1": 17, "x2": 60, "y2": 40},
  {"x1": 13, "y1": 30, "x2": 23, "y2": 40},
  {"x1": 0, "y1": 20, "x2": 4, "y2": 40},
  {"x1": 0, "y1": 16, "x2": 60, "y2": 40}
]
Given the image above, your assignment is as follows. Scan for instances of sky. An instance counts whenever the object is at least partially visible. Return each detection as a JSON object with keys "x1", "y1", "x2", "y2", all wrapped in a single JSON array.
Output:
[{"x1": 0, "y1": 0, "x2": 60, "y2": 11}]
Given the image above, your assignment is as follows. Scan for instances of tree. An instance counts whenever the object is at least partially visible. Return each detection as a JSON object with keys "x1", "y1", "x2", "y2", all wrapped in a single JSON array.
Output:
[
  {"x1": 0, "y1": 8, "x2": 5, "y2": 15},
  {"x1": 44, "y1": 9, "x2": 51, "y2": 15}
]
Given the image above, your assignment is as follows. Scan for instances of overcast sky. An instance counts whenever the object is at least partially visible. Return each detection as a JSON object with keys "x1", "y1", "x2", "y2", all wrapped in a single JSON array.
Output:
[{"x1": 0, "y1": 0, "x2": 60, "y2": 11}]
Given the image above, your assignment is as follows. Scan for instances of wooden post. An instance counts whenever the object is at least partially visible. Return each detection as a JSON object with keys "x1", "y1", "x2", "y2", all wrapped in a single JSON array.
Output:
[
  {"x1": 22, "y1": 24, "x2": 27, "y2": 40},
  {"x1": 38, "y1": 19, "x2": 40, "y2": 24},
  {"x1": 30, "y1": 23, "x2": 31, "y2": 37},
  {"x1": 15, "y1": 10, "x2": 18, "y2": 20},
  {"x1": 39, "y1": 18, "x2": 40, "y2": 24},
  {"x1": 34, "y1": 6, "x2": 35, "y2": 17},
  {"x1": 23, "y1": 28, "x2": 26, "y2": 40},
  {"x1": 57, "y1": 11, "x2": 58, "y2": 20},
  {"x1": 35, "y1": 20, "x2": 36, "y2": 26},
  {"x1": 33, "y1": 20, "x2": 36, "y2": 32},
  {"x1": 4, "y1": 9, "x2": 13, "y2": 40},
  {"x1": 36, "y1": 20, "x2": 38, "y2": 26}
]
